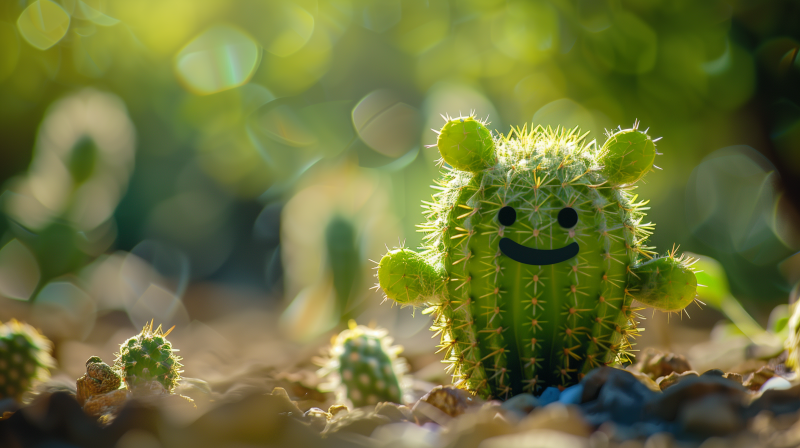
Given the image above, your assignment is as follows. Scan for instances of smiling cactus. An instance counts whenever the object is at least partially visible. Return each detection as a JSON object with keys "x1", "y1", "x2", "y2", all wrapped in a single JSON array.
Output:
[{"x1": 377, "y1": 115, "x2": 698, "y2": 399}]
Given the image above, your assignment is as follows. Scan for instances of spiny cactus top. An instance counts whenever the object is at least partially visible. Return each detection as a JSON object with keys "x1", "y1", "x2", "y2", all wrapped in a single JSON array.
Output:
[
  {"x1": 377, "y1": 115, "x2": 698, "y2": 399},
  {"x1": 317, "y1": 321, "x2": 406, "y2": 407},
  {"x1": 114, "y1": 320, "x2": 183, "y2": 393},
  {"x1": 0, "y1": 319, "x2": 55, "y2": 401}
]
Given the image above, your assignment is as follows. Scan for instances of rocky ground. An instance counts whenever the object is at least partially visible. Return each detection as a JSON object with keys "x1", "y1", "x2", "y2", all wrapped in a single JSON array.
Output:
[{"x1": 2, "y1": 347, "x2": 800, "y2": 448}]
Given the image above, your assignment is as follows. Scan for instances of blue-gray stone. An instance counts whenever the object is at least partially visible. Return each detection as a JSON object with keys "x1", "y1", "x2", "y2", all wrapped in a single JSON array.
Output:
[
  {"x1": 538, "y1": 387, "x2": 561, "y2": 406},
  {"x1": 559, "y1": 384, "x2": 584, "y2": 405}
]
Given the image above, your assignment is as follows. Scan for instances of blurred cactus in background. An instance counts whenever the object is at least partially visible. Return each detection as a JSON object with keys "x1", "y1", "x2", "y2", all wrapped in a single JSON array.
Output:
[
  {"x1": 325, "y1": 215, "x2": 361, "y2": 323},
  {"x1": 279, "y1": 163, "x2": 401, "y2": 341},
  {"x1": 0, "y1": 319, "x2": 54, "y2": 401}
]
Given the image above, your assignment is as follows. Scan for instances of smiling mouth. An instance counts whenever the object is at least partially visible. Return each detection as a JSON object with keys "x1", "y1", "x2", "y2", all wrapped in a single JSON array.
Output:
[{"x1": 499, "y1": 238, "x2": 580, "y2": 266}]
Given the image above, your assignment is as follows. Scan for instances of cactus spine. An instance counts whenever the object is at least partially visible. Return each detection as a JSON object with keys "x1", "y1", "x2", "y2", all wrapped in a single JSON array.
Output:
[
  {"x1": 114, "y1": 320, "x2": 183, "y2": 392},
  {"x1": 318, "y1": 321, "x2": 405, "y2": 407},
  {"x1": 377, "y1": 115, "x2": 698, "y2": 399},
  {"x1": 0, "y1": 319, "x2": 55, "y2": 401}
]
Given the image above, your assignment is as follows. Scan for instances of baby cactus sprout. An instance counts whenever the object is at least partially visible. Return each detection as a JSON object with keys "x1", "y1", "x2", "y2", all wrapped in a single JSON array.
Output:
[
  {"x1": 377, "y1": 116, "x2": 699, "y2": 399},
  {"x1": 377, "y1": 248, "x2": 446, "y2": 307},
  {"x1": 599, "y1": 121, "x2": 657, "y2": 185},
  {"x1": 114, "y1": 320, "x2": 183, "y2": 393},
  {"x1": 434, "y1": 114, "x2": 496, "y2": 173},
  {"x1": 318, "y1": 321, "x2": 407, "y2": 407},
  {"x1": 0, "y1": 319, "x2": 55, "y2": 401}
]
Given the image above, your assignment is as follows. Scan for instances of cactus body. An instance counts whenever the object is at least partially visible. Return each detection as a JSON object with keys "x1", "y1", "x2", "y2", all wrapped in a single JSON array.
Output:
[
  {"x1": 377, "y1": 116, "x2": 698, "y2": 399},
  {"x1": 318, "y1": 322, "x2": 405, "y2": 407},
  {"x1": 0, "y1": 319, "x2": 54, "y2": 401},
  {"x1": 114, "y1": 321, "x2": 182, "y2": 392}
]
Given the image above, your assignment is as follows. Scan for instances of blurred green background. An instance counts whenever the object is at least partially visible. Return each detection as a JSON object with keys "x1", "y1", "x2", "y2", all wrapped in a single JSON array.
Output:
[{"x1": 1, "y1": 0, "x2": 799, "y2": 374}]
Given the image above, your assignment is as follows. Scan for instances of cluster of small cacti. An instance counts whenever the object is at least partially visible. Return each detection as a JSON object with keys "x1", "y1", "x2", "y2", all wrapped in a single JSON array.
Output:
[
  {"x1": 0, "y1": 319, "x2": 54, "y2": 401},
  {"x1": 114, "y1": 320, "x2": 183, "y2": 393},
  {"x1": 318, "y1": 321, "x2": 406, "y2": 407},
  {"x1": 377, "y1": 115, "x2": 698, "y2": 399}
]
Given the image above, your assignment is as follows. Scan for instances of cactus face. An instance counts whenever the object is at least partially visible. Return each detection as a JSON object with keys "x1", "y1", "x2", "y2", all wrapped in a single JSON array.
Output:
[
  {"x1": 0, "y1": 319, "x2": 54, "y2": 401},
  {"x1": 318, "y1": 322, "x2": 405, "y2": 407},
  {"x1": 377, "y1": 116, "x2": 698, "y2": 399},
  {"x1": 114, "y1": 321, "x2": 183, "y2": 393}
]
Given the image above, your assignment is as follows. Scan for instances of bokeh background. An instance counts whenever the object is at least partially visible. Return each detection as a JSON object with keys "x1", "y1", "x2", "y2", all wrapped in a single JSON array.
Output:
[{"x1": 1, "y1": 0, "x2": 800, "y2": 387}]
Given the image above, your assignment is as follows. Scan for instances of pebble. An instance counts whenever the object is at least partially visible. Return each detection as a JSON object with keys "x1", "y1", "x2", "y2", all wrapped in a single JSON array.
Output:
[
  {"x1": 500, "y1": 393, "x2": 539, "y2": 418},
  {"x1": 559, "y1": 384, "x2": 584, "y2": 405},
  {"x1": 627, "y1": 370, "x2": 662, "y2": 393},
  {"x1": 646, "y1": 374, "x2": 747, "y2": 422},
  {"x1": 480, "y1": 428, "x2": 590, "y2": 448},
  {"x1": 723, "y1": 372, "x2": 743, "y2": 385},
  {"x1": 413, "y1": 385, "x2": 482, "y2": 418},
  {"x1": 758, "y1": 376, "x2": 791, "y2": 392},
  {"x1": 742, "y1": 366, "x2": 775, "y2": 391},
  {"x1": 679, "y1": 395, "x2": 743, "y2": 437},
  {"x1": 746, "y1": 383, "x2": 800, "y2": 418},
  {"x1": 372, "y1": 422, "x2": 441, "y2": 448},
  {"x1": 538, "y1": 387, "x2": 561, "y2": 406},
  {"x1": 656, "y1": 371, "x2": 698, "y2": 391},
  {"x1": 303, "y1": 407, "x2": 329, "y2": 432},
  {"x1": 580, "y1": 367, "x2": 657, "y2": 427},
  {"x1": 633, "y1": 349, "x2": 693, "y2": 379},
  {"x1": 519, "y1": 402, "x2": 591, "y2": 437}
]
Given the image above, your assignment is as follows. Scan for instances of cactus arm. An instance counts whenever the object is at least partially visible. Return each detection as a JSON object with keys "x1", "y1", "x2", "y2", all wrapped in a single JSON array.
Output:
[
  {"x1": 627, "y1": 251, "x2": 698, "y2": 313},
  {"x1": 377, "y1": 248, "x2": 445, "y2": 307},
  {"x1": 599, "y1": 123, "x2": 657, "y2": 186}
]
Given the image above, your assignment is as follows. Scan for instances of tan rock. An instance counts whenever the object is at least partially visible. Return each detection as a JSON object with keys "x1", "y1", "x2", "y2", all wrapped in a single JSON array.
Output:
[
  {"x1": 656, "y1": 371, "x2": 699, "y2": 390},
  {"x1": 632, "y1": 348, "x2": 692, "y2": 379},
  {"x1": 75, "y1": 356, "x2": 121, "y2": 406},
  {"x1": 743, "y1": 366, "x2": 775, "y2": 391},
  {"x1": 413, "y1": 385, "x2": 482, "y2": 418},
  {"x1": 82, "y1": 389, "x2": 128, "y2": 418},
  {"x1": 519, "y1": 402, "x2": 591, "y2": 438}
]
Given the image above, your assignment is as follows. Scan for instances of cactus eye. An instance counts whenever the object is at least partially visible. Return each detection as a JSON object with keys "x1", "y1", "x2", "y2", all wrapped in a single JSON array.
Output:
[
  {"x1": 498, "y1": 206, "x2": 516, "y2": 226},
  {"x1": 557, "y1": 207, "x2": 578, "y2": 228}
]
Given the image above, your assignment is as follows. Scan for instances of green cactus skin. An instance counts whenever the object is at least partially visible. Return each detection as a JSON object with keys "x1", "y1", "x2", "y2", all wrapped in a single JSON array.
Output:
[
  {"x1": 377, "y1": 116, "x2": 698, "y2": 399},
  {"x1": 0, "y1": 319, "x2": 55, "y2": 401},
  {"x1": 114, "y1": 320, "x2": 183, "y2": 393},
  {"x1": 318, "y1": 321, "x2": 405, "y2": 407}
]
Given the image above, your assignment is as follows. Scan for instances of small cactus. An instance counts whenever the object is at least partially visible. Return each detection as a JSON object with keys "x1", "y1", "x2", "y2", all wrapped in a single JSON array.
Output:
[
  {"x1": 0, "y1": 319, "x2": 55, "y2": 401},
  {"x1": 318, "y1": 321, "x2": 406, "y2": 407},
  {"x1": 114, "y1": 320, "x2": 183, "y2": 392},
  {"x1": 377, "y1": 115, "x2": 699, "y2": 399}
]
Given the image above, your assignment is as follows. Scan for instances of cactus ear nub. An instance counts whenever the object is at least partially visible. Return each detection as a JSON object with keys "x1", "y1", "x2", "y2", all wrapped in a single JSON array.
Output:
[
  {"x1": 599, "y1": 125, "x2": 657, "y2": 185},
  {"x1": 435, "y1": 116, "x2": 496, "y2": 173}
]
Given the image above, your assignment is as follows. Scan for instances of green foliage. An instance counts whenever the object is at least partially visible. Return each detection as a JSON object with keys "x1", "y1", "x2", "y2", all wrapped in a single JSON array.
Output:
[
  {"x1": 114, "y1": 321, "x2": 183, "y2": 393},
  {"x1": 378, "y1": 117, "x2": 698, "y2": 398},
  {"x1": 692, "y1": 254, "x2": 766, "y2": 341},
  {"x1": 0, "y1": 319, "x2": 54, "y2": 401},
  {"x1": 318, "y1": 322, "x2": 405, "y2": 407}
]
